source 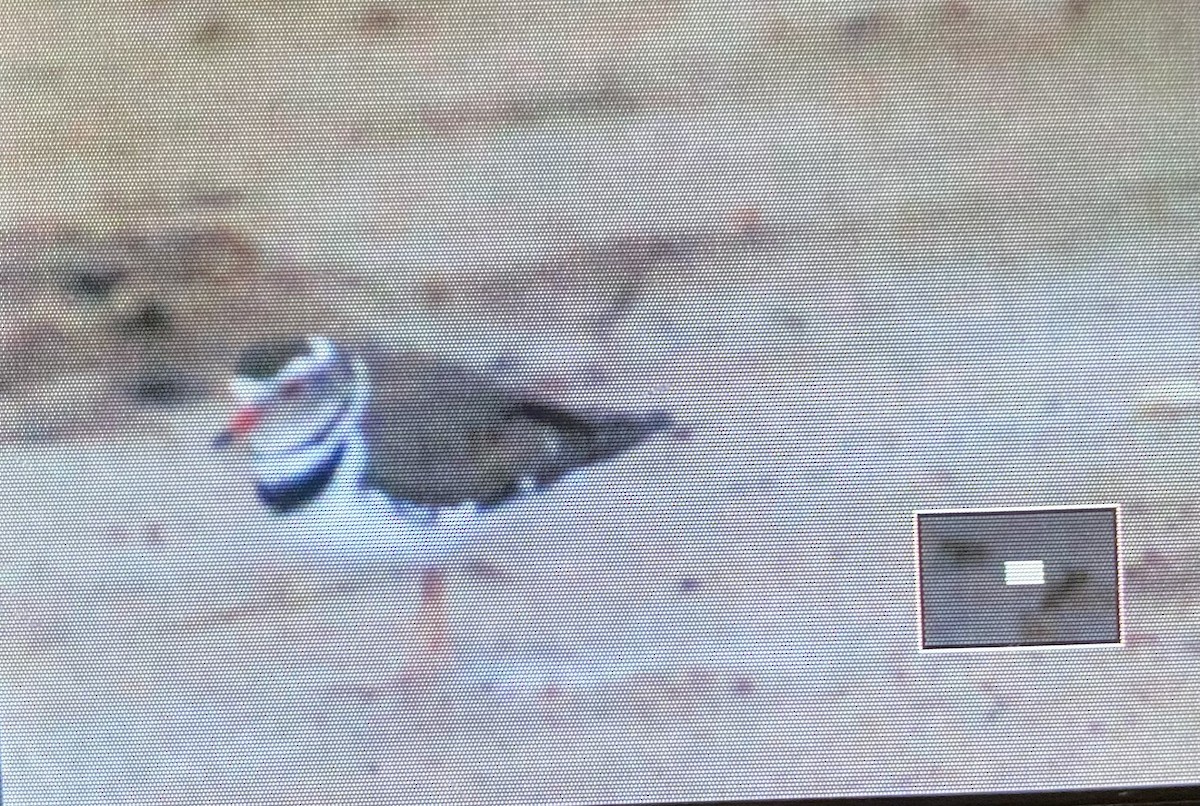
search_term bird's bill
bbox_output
[211,405,265,450]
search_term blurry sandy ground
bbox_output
[2,1,1200,804]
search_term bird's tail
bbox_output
[519,401,673,465]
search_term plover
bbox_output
[213,335,671,681]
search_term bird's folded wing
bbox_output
[358,350,670,508]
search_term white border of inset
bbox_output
[913,503,1124,654]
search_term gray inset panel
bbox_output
[917,507,1121,650]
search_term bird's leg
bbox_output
[417,567,451,657]
[394,567,454,687]
[319,567,457,703]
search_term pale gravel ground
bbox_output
[2,1,1200,804]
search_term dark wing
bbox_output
[358,349,671,508]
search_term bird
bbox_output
[212,334,672,685]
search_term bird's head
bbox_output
[213,335,356,451]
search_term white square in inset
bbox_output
[1004,560,1045,586]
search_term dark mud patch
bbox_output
[0,224,335,442]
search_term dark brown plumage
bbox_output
[356,349,671,508]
